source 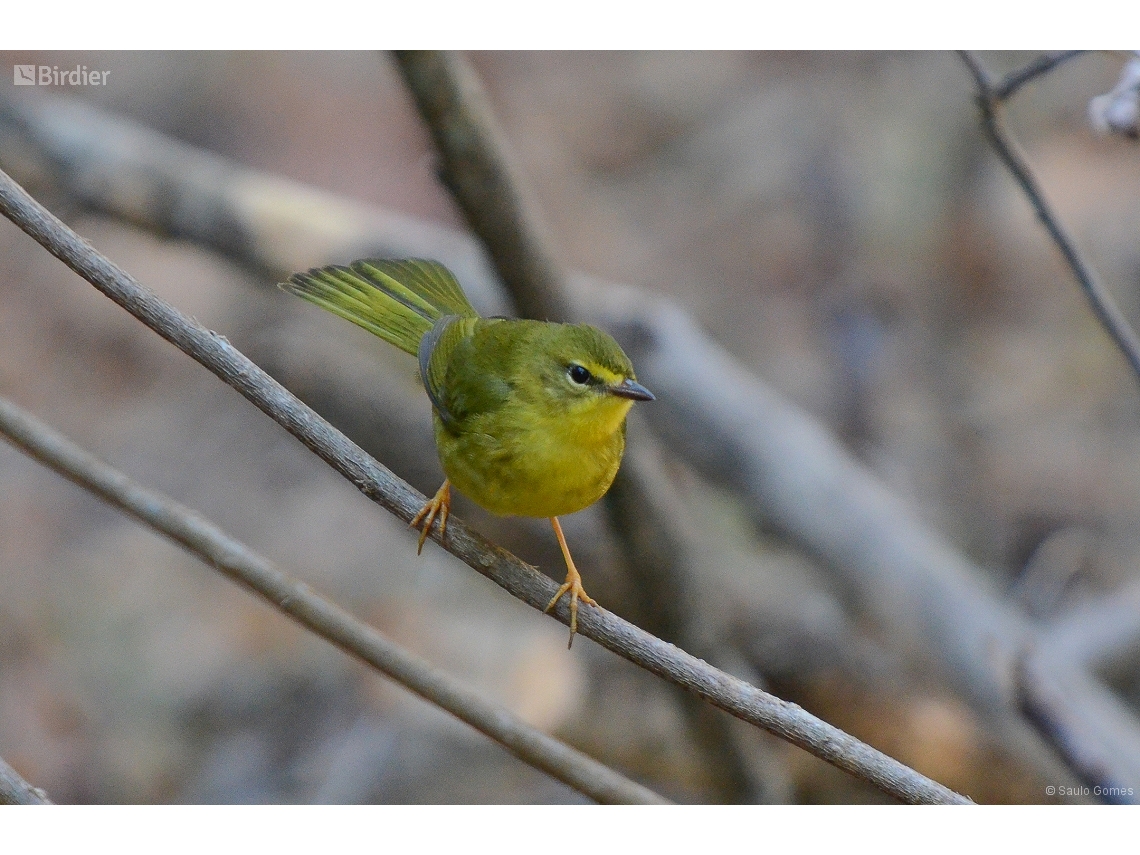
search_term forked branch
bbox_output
[959,51,1140,386]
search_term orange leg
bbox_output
[544,516,597,648]
[410,480,451,554]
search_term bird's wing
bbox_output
[422,317,514,433]
[418,314,477,430]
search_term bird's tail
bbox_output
[281,258,479,356]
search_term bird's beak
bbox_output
[608,378,656,401]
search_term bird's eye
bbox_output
[568,364,592,385]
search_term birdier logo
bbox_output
[12,64,109,86]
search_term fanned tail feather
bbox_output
[282,258,479,356]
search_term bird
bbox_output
[281,258,654,645]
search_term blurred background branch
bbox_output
[393,51,572,323]
[1018,577,1140,801]
[959,52,1140,799]
[991,51,1084,101]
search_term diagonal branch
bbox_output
[1016,578,1140,802]
[0,755,51,805]
[0,395,667,805]
[959,51,1140,387]
[0,166,969,805]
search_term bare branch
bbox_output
[0,756,51,805]
[1017,579,1140,802]
[1017,655,1139,803]
[0,168,969,804]
[0,95,510,314]
[0,395,666,805]
[954,50,1140,800]
[959,51,1140,387]
[991,51,1085,102]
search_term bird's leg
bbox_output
[410,479,451,554]
[544,516,597,648]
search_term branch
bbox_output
[393,51,572,323]
[959,52,1140,798]
[393,49,757,800]
[0,168,969,804]
[1017,579,1140,802]
[991,51,1084,102]
[0,395,665,805]
[959,51,1140,387]
[1017,655,1139,803]
[0,755,51,805]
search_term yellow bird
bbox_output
[282,259,654,645]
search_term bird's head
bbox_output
[533,323,654,439]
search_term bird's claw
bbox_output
[411,480,451,554]
[544,574,597,647]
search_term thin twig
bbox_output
[992,51,1085,102]
[0,167,970,805]
[959,51,1140,387]
[0,396,666,805]
[0,755,51,805]
[393,49,759,800]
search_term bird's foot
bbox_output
[410,480,451,554]
[544,516,597,648]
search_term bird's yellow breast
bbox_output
[434,393,633,519]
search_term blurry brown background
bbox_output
[0,51,1138,803]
